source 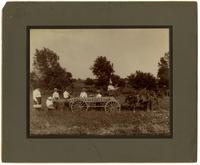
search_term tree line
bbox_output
[30,48,169,91]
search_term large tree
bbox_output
[111,74,121,86]
[31,48,73,89]
[127,70,157,90]
[157,52,169,88]
[90,56,114,87]
[110,74,126,87]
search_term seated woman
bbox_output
[80,88,88,98]
[96,90,102,98]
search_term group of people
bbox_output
[33,87,71,110]
[32,87,105,110]
[79,88,103,98]
[32,81,158,112]
[32,79,120,110]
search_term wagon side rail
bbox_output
[68,97,121,112]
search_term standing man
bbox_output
[33,87,42,109]
[63,88,70,110]
[52,88,60,109]
[52,88,60,100]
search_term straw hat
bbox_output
[48,96,52,100]
[97,89,101,93]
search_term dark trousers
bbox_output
[33,97,41,104]
[64,100,70,110]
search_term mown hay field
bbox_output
[30,93,171,137]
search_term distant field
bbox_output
[29,93,170,137]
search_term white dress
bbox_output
[80,92,87,98]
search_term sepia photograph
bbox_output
[29,28,171,137]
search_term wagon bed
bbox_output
[68,96,121,112]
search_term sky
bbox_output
[30,28,169,79]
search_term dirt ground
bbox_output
[29,94,171,137]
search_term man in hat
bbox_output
[52,88,60,100]
[107,81,118,96]
[33,87,42,109]
[107,82,115,91]
[80,88,87,98]
[46,96,54,110]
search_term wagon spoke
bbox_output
[105,101,120,112]
[71,101,88,111]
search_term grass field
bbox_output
[30,94,170,137]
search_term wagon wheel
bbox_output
[105,101,120,112]
[71,101,88,112]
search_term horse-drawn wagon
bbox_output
[68,96,121,112]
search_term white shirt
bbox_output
[63,91,70,99]
[33,89,41,102]
[52,92,60,99]
[96,94,102,98]
[108,85,115,91]
[46,99,53,107]
[80,92,87,98]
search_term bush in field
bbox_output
[31,48,73,90]
[84,78,95,86]
[127,70,157,90]
[118,78,126,88]
[90,56,114,88]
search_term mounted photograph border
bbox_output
[27,25,173,139]
[2,2,197,162]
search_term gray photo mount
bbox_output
[2,2,197,162]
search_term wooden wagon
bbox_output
[68,97,121,112]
